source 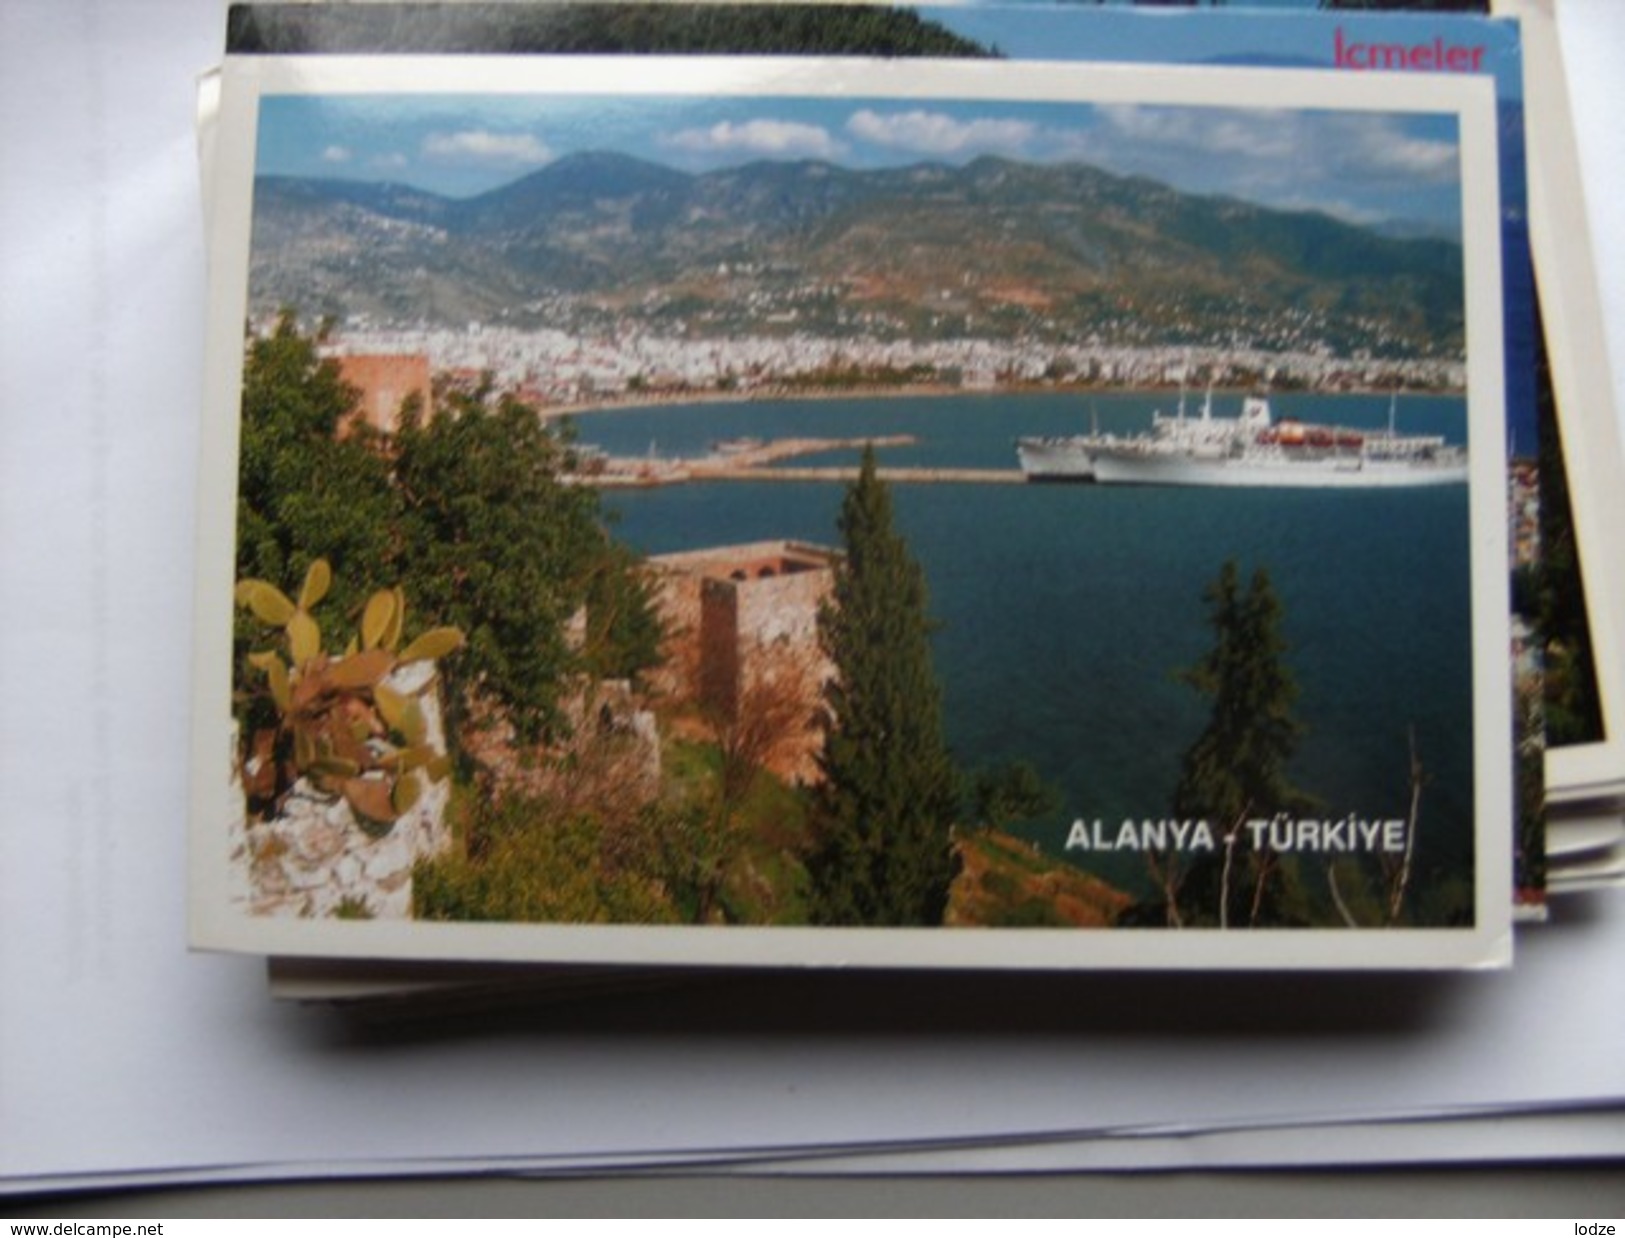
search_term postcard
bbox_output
[191,52,1512,968]
[1495,0,1625,808]
[222,0,1568,924]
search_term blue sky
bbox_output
[258,92,1464,236]
[933,5,1521,103]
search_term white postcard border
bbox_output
[192,53,1512,969]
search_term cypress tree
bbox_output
[808,446,960,926]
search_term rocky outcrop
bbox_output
[228,663,452,920]
[461,678,661,814]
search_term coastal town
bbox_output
[303,317,1467,415]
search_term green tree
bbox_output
[807,446,960,926]
[236,311,397,621]
[233,313,401,759]
[970,760,1061,832]
[392,385,660,747]
[236,317,662,763]
[228,3,996,58]
[413,794,679,926]
[578,537,665,684]
[1173,563,1302,824]
[1163,560,1312,927]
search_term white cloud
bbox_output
[370,153,410,171]
[846,108,1036,157]
[1094,106,1457,188]
[1097,105,1312,165]
[1026,104,1461,234]
[1334,117,1458,182]
[320,145,352,164]
[422,130,551,165]
[662,119,842,160]
[1263,195,1390,228]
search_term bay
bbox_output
[584,391,1476,909]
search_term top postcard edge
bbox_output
[221,51,1498,116]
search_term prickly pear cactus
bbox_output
[235,559,463,834]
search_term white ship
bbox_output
[1021,392,1467,489]
[1015,433,1102,480]
[1015,403,1115,481]
[1015,387,1238,482]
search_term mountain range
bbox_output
[249,151,1465,358]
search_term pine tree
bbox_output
[808,446,960,926]
[1165,560,1311,927]
[1173,562,1302,826]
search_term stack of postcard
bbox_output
[187,0,1625,996]
[1499,0,1625,898]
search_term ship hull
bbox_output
[1017,437,1097,481]
[1090,449,1467,488]
[1017,394,1466,488]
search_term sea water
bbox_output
[581,391,1476,902]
